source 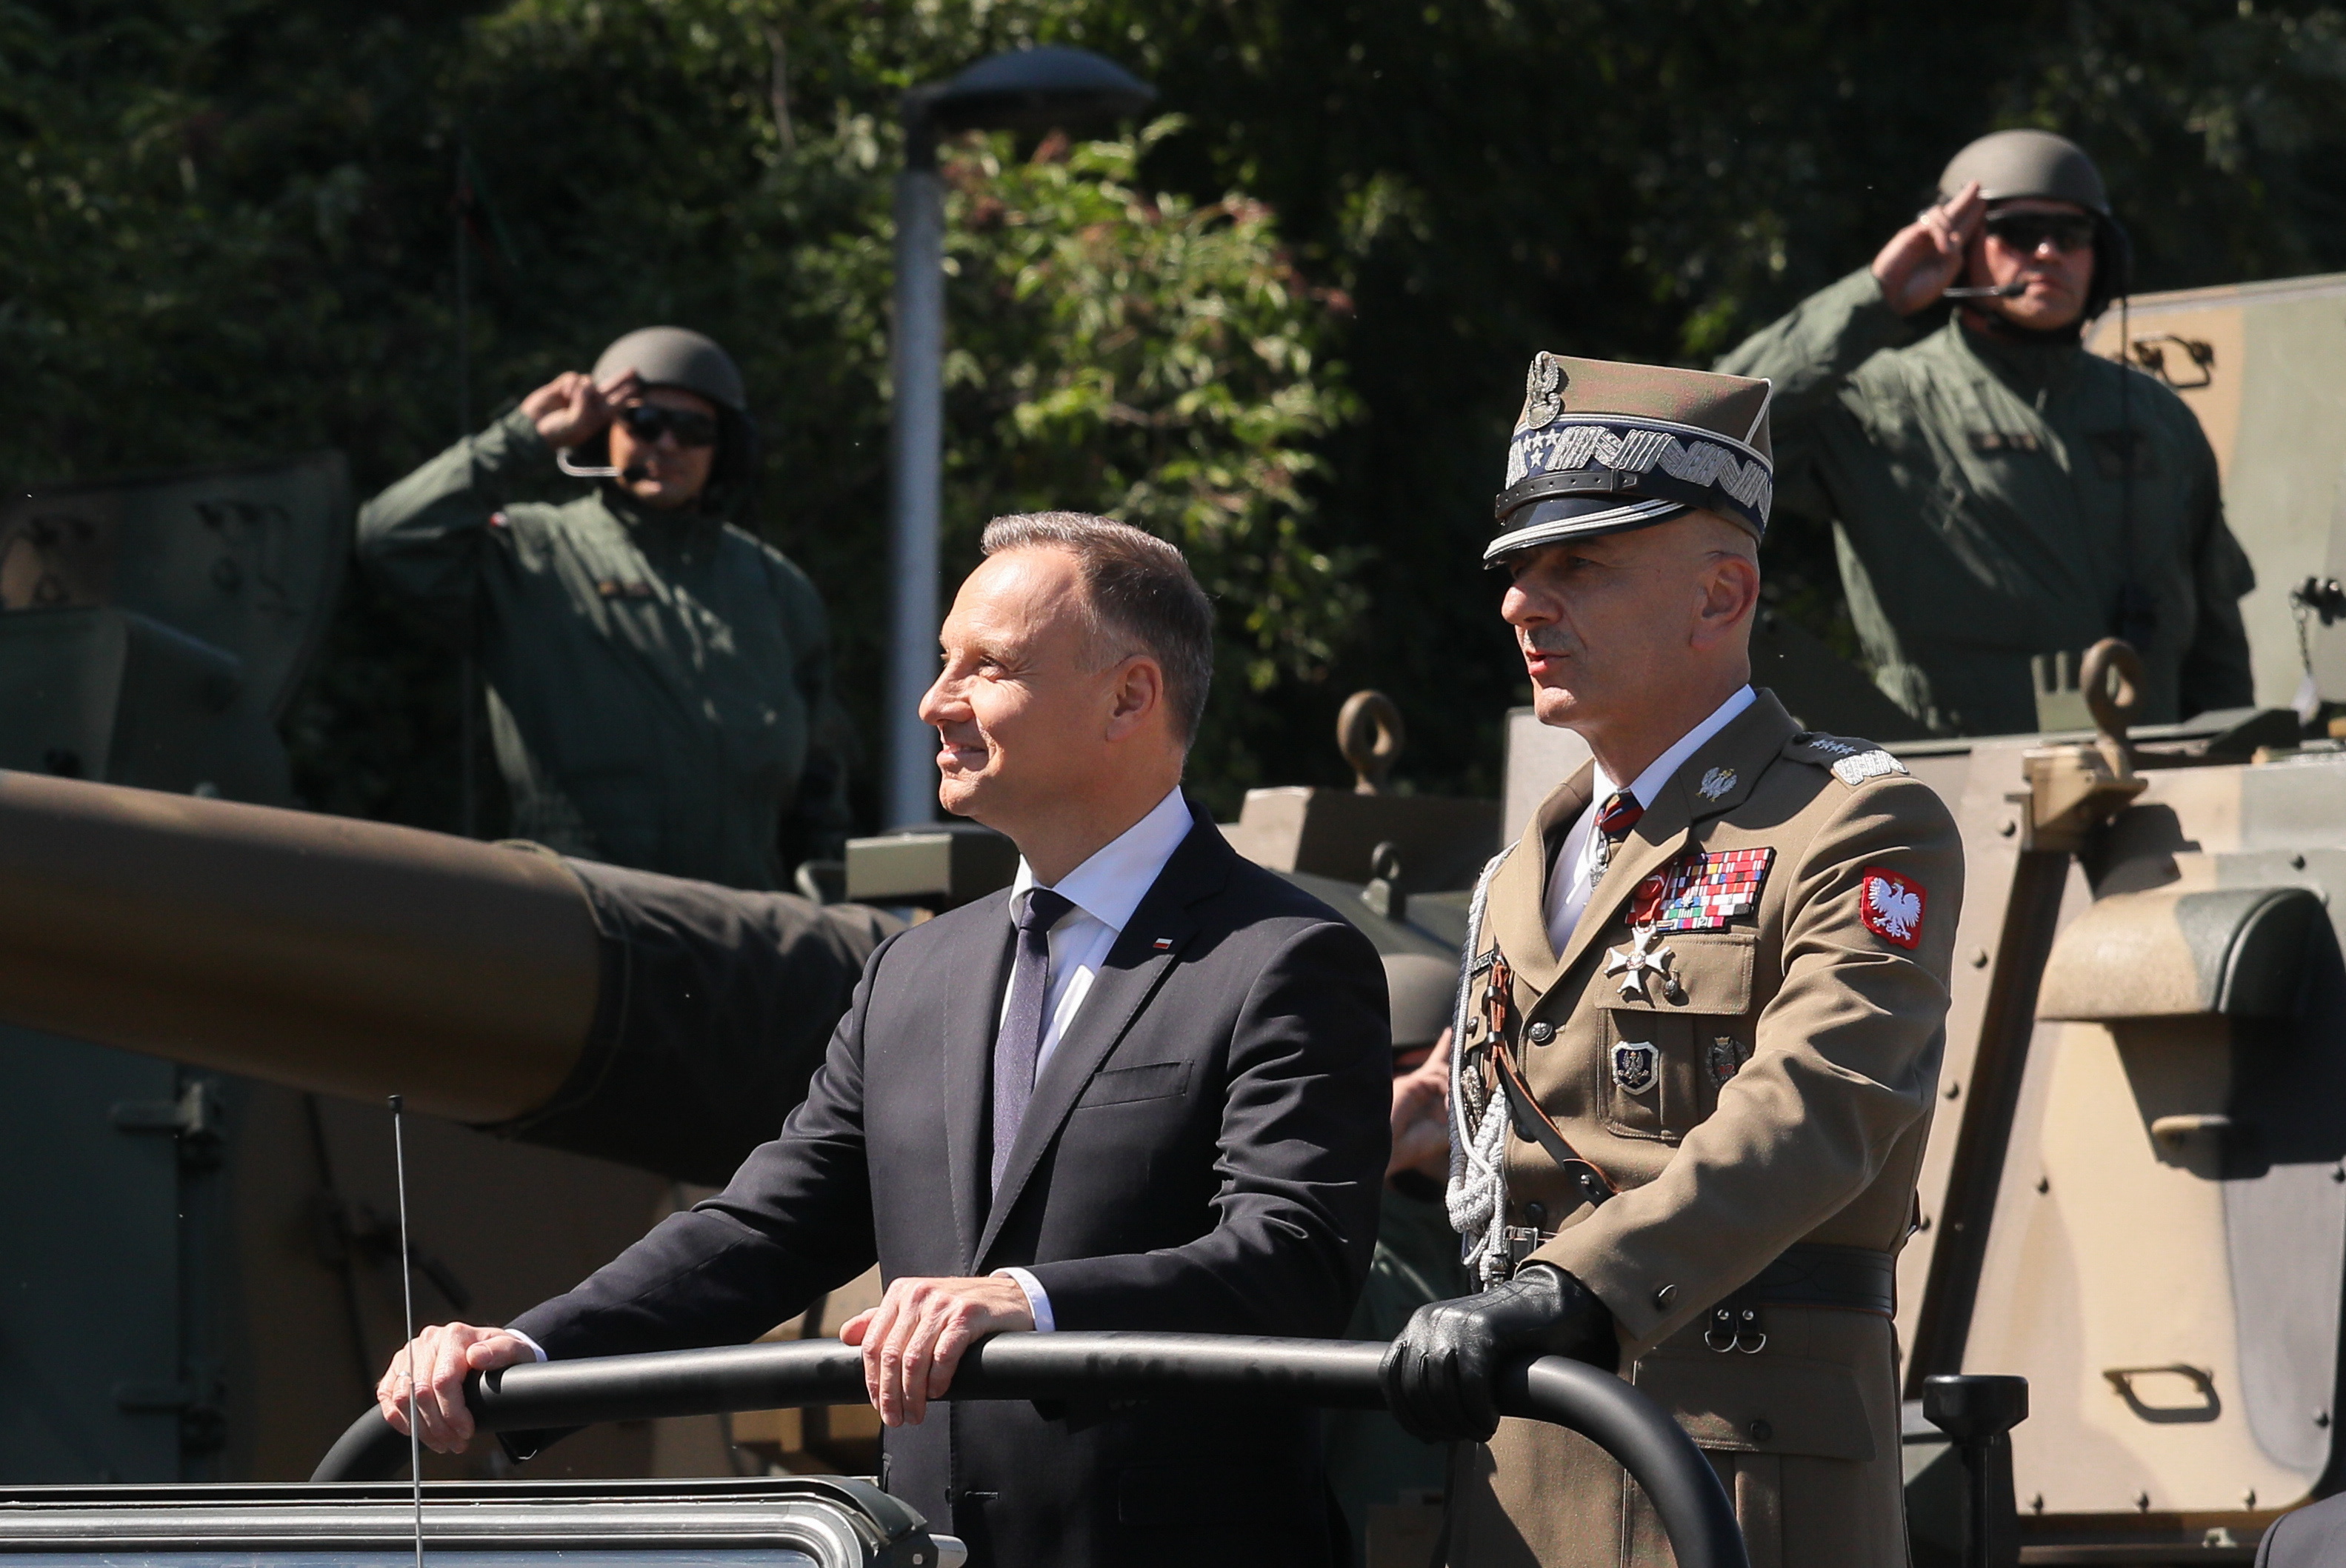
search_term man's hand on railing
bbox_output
[840,1275,1035,1427]
[377,1322,539,1454]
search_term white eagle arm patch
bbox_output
[1859,867,1926,948]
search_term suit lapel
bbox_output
[1487,764,1593,992]
[942,899,1017,1272]
[974,801,1228,1265]
[1553,691,1799,984]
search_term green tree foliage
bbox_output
[6,0,2346,824]
[1102,0,2346,790]
[441,0,1361,809]
[939,124,1364,785]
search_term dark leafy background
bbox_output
[7,0,2345,832]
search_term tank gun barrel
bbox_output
[0,770,599,1124]
[0,772,894,1181]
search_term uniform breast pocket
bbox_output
[1601,931,1755,1142]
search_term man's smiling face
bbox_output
[918,547,1121,828]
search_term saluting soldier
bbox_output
[1382,355,1964,1567]
[1716,130,2254,735]
[359,327,850,891]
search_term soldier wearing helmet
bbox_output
[1718,129,2256,735]
[358,327,850,890]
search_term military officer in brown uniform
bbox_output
[1382,354,1963,1567]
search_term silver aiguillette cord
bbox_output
[391,1094,423,1568]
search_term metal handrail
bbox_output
[315,1332,1747,1568]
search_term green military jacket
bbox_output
[1717,267,2256,735]
[357,409,849,891]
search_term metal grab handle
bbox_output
[313,1332,1748,1568]
[2101,1363,2220,1424]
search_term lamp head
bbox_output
[913,46,1156,140]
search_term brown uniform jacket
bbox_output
[1447,690,1961,1568]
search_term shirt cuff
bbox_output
[505,1328,550,1363]
[991,1267,1056,1332]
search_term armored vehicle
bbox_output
[5,270,2346,1566]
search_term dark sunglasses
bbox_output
[618,403,720,448]
[1984,212,2096,256]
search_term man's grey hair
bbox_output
[980,512,1215,744]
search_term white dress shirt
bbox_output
[508,787,1196,1364]
[1543,686,1756,954]
[998,784,1196,1081]
[991,784,1196,1331]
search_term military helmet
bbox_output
[1938,129,2110,216]
[1383,953,1461,1052]
[592,326,748,414]
[582,327,760,516]
[1936,129,2132,318]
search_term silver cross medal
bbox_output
[1605,925,1676,1003]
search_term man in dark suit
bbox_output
[379,511,1393,1568]
[2253,1493,2346,1567]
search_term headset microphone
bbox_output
[1942,281,2027,301]
[554,450,656,483]
[556,450,622,479]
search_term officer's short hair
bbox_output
[980,512,1215,745]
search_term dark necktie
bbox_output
[1593,790,1643,873]
[992,887,1076,1195]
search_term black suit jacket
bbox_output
[2256,1491,2346,1567]
[510,799,1392,1568]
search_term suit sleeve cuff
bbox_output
[991,1267,1056,1332]
[505,1328,550,1363]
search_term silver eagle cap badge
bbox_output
[1521,353,1567,430]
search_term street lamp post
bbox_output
[884,98,948,834]
[882,47,1156,830]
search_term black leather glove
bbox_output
[1379,1264,1617,1442]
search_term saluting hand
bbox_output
[1870,180,1985,316]
[842,1275,1036,1429]
[376,1321,539,1454]
[521,369,641,450]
